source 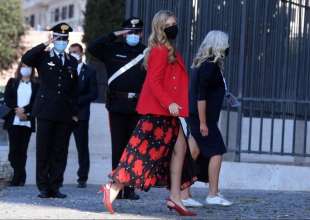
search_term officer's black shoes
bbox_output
[124,190,140,200]
[124,187,140,200]
[77,181,87,188]
[9,181,25,187]
[50,190,67,199]
[116,188,140,200]
[38,190,50,198]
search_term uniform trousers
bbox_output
[109,112,139,195]
[36,119,72,192]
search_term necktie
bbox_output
[59,53,64,65]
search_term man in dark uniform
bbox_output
[88,17,146,200]
[69,43,98,188]
[22,23,79,199]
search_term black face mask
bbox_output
[225,47,230,56]
[164,25,178,40]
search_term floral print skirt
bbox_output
[109,114,197,192]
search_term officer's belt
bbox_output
[110,91,139,99]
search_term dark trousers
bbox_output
[36,119,72,192]
[109,112,139,194]
[72,120,90,183]
[8,126,32,184]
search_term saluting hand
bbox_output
[200,122,209,137]
[168,103,182,117]
[114,30,131,36]
[44,34,60,46]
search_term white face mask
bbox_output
[70,53,81,61]
[20,67,32,77]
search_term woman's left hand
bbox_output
[15,107,24,114]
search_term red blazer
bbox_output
[136,45,189,117]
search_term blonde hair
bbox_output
[192,30,229,69]
[143,10,176,68]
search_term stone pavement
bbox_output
[1,185,310,219]
[1,104,310,219]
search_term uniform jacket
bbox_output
[3,78,39,132]
[22,43,79,123]
[88,32,146,114]
[76,63,98,121]
[136,45,189,117]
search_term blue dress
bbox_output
[186,60,227,181]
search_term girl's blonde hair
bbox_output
[143,10,177,68]
[192,30,229,69]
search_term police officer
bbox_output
[22,23,79,199]
[69,43,98,188]
[88,17,146,200]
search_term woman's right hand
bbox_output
[168,103,182,116]
[200,122,208,136]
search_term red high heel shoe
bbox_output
[166,197,197,216]
[98,183,114,214]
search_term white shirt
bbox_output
[77,63,84,75]
[13,81,32,128]
[53,49,65,65]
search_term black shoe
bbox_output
[50,190,67,199]
[77,182,87,188]
[124,189,140,200]
[38,190,50,198]
[9,181,25,187]
[8,181,19,187]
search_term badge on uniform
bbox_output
[47,61,55,66]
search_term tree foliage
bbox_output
[83,0,125,47]
[0,0,24,72]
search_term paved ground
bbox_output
[1,104,310,219]
[1,185,310,219]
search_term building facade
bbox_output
[23,0,87,31]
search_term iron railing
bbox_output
[125,0,310,161]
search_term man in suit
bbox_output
[69,43,98,188]
[22,23,79,199]
[88,17,146,200]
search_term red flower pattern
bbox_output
[129,135,141,147]
[149,146,166,161]
[132,159,143,176]
[141,121,153,133]
[118,168,130,183]
[120,149,128,162]
[154,127,164,140]
[127,154,134,164]
[109,116,195,192]
[164,128,173,144]
[138,140,148,155]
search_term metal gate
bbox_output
[125,0,310,162]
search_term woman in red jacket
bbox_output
[99,10,196,216]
